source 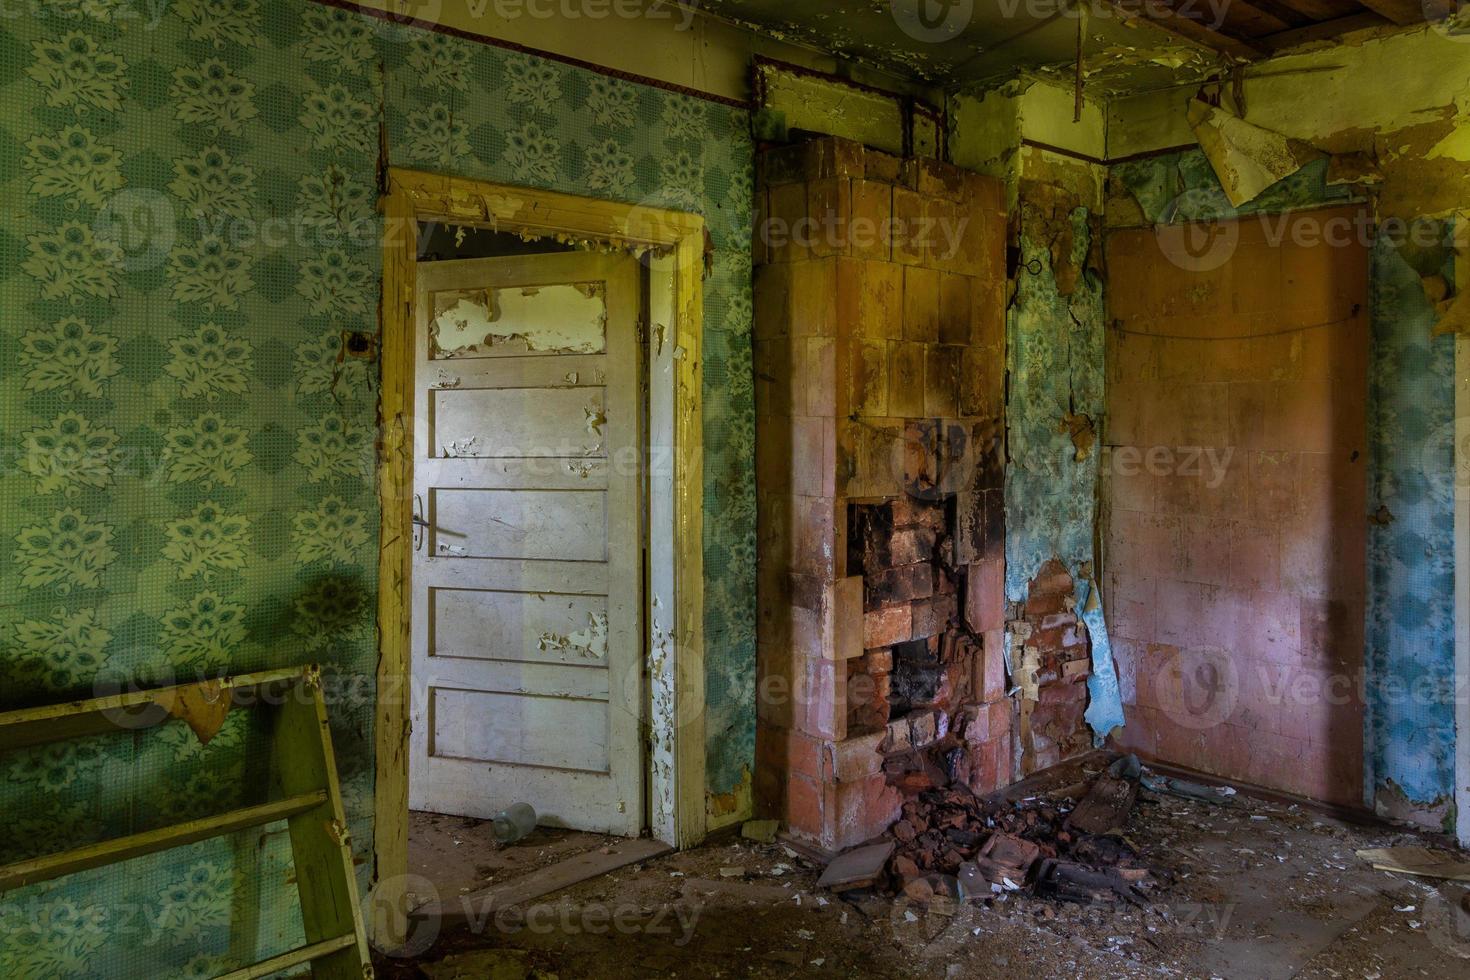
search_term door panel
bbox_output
[430,386,606,458]
[410,251,643,835]
[430,488,607,561]
[431,689,611,771]
[430,589,610,666]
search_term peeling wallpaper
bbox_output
[1004,204,1104,602]
[1110,149,1353,226]
[0,2,754,976]
[1366,235,1457,813]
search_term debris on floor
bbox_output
[1356,845,1470,881]
[815,841,894,892]
[1140,771,1238,805]
[866,753,1159,907]
[388,755,1470,979]
[419,948,557,980]
[1066,772,1138,834]
[970,833,1040,889]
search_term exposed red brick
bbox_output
[965,559,1006,634]
[863,604,912,649]
[831,730,887,782]
[890,527,937,565]
[786,773,825,838]
[981,632,1007,703]
[911,594,958,639]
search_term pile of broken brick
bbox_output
[819,755,1201,908]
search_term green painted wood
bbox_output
[0,792,326,892]
[1,666,372,977]
[210,934,357,980]
[272,680,373,979]
[0,668,302,750]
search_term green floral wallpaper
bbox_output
[0,2,755,976]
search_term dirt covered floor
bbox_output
[379,765,1470,979]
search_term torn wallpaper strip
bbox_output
[1076,575,1124,744]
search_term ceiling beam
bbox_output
[1217,0,1298,36]
[1101,0,1270,59]
[1356,0,1437,23]
[1267,0,1369,19]
[1260,10,1391,49]
[1236,0,1316,26]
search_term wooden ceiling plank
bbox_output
[1238,0,1317,26]
[1102,0,1269,59]
[1354,0,1428,24]
[1216,0,1299,37]
[1268,0,1368,19]
[1261,10,1392,49]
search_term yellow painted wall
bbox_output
[951,77,1107,210]
[351,0,925,105]
[1107,25,1470,218]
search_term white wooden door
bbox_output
[409,251,643,836]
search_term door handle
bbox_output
[412,494,427,551]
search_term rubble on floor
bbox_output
[389,757,1470,979]
[874,753,1163,908]
[1356,845,1470,882]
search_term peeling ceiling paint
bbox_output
[702,0,1210,92]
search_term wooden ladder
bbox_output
[0,666,373,979]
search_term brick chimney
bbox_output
[753,137,1012,852]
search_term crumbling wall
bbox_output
[1007,186,1104,600]
[951,80,1123,776]
[1108,150,1458,821]
[1107,25,1470,223]
[1005,180,1120,776]
[1109,151,1355,227]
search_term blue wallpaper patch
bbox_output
[1365,234,1457,808]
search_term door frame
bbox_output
[372,168,707,942]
